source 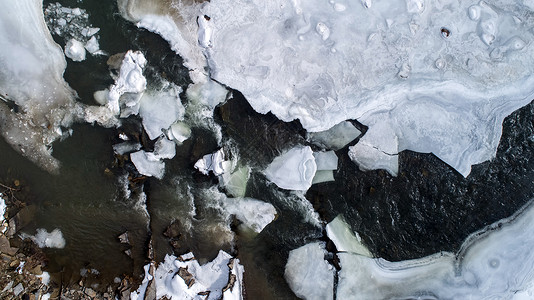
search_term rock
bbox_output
[85,287,97,298]
[0,235,18,256]
[163,221,182,239]
[13,283,23,296]
[117,232,130,244]
[9,259,20,268]
[31,265,42,276]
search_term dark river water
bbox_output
[1,0,534,299]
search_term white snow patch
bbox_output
[132,251,244,300]
[25,228,66,249]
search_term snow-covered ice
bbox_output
[130,150,166,179]
[107,51,147,115]
[139,84,185,140]
[167,121,191,145]
[290,200,534,299]
[195,148,229,176]
[264,146,317,191]
[223,197,276,233]
[198,0,534,177]
[284,242,334,300]
[132,251,244,300]
[64,38,86,61]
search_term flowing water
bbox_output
[2,0,534,299]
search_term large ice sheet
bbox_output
[0,0,77,173]
[200,0,534,177]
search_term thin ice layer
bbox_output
[0,0,77,173]
[201,0,534,177]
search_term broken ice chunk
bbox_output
[139,85,185,140]
[194,148,229,176]
[307,121,361,150]
[107,51,147,115]
[348,122,399,176]
[223,197,276,233]
[264,146,317,191]
[153,137,176,160]
[130,150,165,179]
[285,242,334,300]
[221,165,250,198]
[112,141,141,155]
[312,170,335,184]
[84,36,101,54]
[135,251,244,299]
[167,122,191,145]
[326,215,372,257]
[64,38,86,61]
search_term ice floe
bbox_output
[139,84,185,140]
[196,0,534,177]
[130,150,166,179]
[284,242,334,300]
[0,0,77,173]
[195,148,229,176]
[223,197,276,233]
[107,51,147,115]
[64,39,86,62]
[307,121,361,151]
[132,251,244,300]
[264,146,317,191]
